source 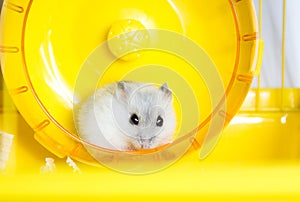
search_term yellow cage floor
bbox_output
[1,110,300,201]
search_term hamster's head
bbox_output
[112,81,177,150]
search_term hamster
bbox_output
[76,81,177,151]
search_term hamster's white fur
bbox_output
[76,81,177,151]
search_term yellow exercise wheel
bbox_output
[0,0,260,173]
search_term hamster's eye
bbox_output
[130,114,139,125]
[156,115,163,127]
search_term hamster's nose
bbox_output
[107,19,150,61]
[138,137,152,149]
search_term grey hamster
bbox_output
[76,81,177,151]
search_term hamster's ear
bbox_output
[160,83,172,99]
[115,81,129,101]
